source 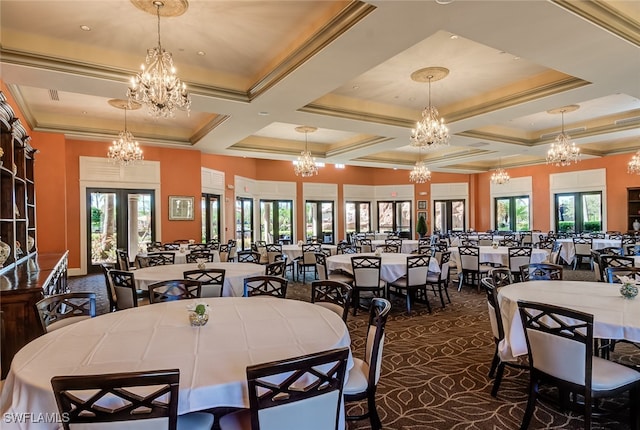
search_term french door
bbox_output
[87,188,155,272]
[495,196,530,232]
[236,197,254,250]
[201,193,221,243]
[306,201,334,243]
[433,199,465,233]
[260,200,293,244]
[345,201,371,235]
[554,192,602,233]
[377,201,411,236]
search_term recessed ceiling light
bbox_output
[80,25,91,31]
[258,111,269,116]
[197,51,206,56]
[393,167,398,170]
[450,34,458,40]
[513,56,520,60]
[435,0,454,4]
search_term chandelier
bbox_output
[491,168,510,185]
[107,99,143,166]
[294,126,319,177]
[410,67,450,150]
[128,0,190,118]
[409,148,431,183]
[546,106,580,167]
[629,150,640,175]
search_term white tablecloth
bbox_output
[0,297,353,430]
[557,238,622,265]
[497,280,640,361]
[326,252,440,284]
[281,244,337,260]
[133,262,265,297]
[137,249,220,265]
[449,246,548,268]
[371,240,419,254]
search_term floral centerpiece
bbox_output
[187,302,210,326]
[616,275,638,299]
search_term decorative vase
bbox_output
[633,219,640,231]
[620,283,638,299]
[0,237,10,267]
[27,235,35,252]
[189,312,209,326]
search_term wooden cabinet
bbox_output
[628,187,640,232]
[1,91,37,270]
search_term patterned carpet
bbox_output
[70,268,640,429]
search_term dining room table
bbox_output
[132,262,264,297]
[281,243,337,260]
[448,245,548,269]
[497,280,640,362]
[326,252,440,284]
[0,297,353,430]
[556,238,623,266]
[370,239,419,254]
[136,248,220,265]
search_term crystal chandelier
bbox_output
[107,100,143,166]
[409,148,431,183]
[410,67,450,150]
[629,150,640,175]
[546,106,580,167]
[294,126,319,177]
[128,0,190,118]
[491,168,510,185]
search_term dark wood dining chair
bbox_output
[183,268,226,297]
[148,279,202,303]
[35,292,96,333]
[311,279,352,322]
[243,275,288,298]
[51,369,214,430]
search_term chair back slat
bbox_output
[148,279,202,303]
[244,275,288,298]
[183,268,225,297]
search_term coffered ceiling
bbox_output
[1,0,639,173]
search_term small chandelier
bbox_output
[629,150,640,175]
[546,105,580,167]
[294,126,319,177]
[107,99,143,166]
[128,0,190,118]
[410,67,450,150]
[491,158,510,185]
[409,148,431,183]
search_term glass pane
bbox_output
[452,200,465,231]
[496,198,510,231]
[321,202,333,243]
[278,201,292,243]
[209,197,219,240]
[397,201,411,231]
[260,201,274,243]
[306,202,318,240]
[514,197,530,231]
[345,202,356,234]
[434,201,445,233]
[90,192,117,265]
[582,193,602,232]
[201,197,207,242]
[242,199,252,249]
[557,195,575,232]
[129,193,152,255]
[359,203,370,232]
[378,202,393,232]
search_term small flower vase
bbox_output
[197,262,206,270]
[189,312,209,326]
[491,242,499,249]
[620,283,638,299]
[374,248,382,257]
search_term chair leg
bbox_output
[406,289,412,314]
[352,289,359,316]
[488,346,500,378]
[491,362,505,398]
[520,379,538,430]
[368,391,382,430]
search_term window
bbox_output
[495,196,530,232]
[555,192,602,233]
[201,193,220,243]
[260,200,293,244]
[235,197,253,250]
[306,201,334,243]
[345,201,370,235]
[377,201,411,237]
[433,200,465,233]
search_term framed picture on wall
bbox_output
[417,211,427,220]
[169,196,194,220]
[417,200,427,210]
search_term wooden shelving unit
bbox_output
[628,187,640,233]
[0,91,37,271]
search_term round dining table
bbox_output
[370,240,419,254]
[326,252,440,284]
[448,246,548,269]
[497,280,640,361]
[281,244,337,260]
[0,297,353,430]
[133,262,265,297]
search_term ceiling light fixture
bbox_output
[107,99,143,166]
[490,157,510,185]
[128,0,190,118]
[546,105,580,167]
[410,67,450,150]
[294,126,319,177]
[628,150,640,175]
[409,147,431,183]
